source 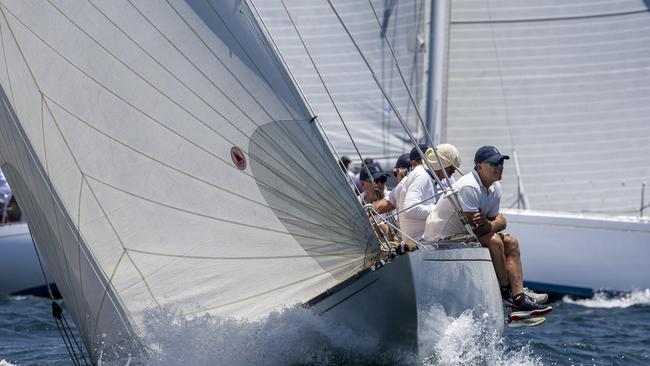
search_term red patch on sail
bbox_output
[230,146,247,170]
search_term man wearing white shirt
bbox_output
[424,145,550,318]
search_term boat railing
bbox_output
[419,237,482,250]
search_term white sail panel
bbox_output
[0,0,378,362]
[446,0,650,214]
[253,0,428,160]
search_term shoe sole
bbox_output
[509,306,553,321]
[508,316,546,328]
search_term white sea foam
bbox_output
[419,306,541,366]
[142,305,393,366]
[563,289,650,308]
[0,360,17,366]
[140,304,542,366]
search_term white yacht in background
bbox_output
[0,221,49,297]
[0,177,56,298]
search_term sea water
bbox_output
[1,290,649,365]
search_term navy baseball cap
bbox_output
[474,145,510,164]
[359,163,388,181]
[394,153,411,169]
[409,144,429,161]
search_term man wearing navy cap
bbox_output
[358,162,390,206]
[392,153,410,184]
[424,145,551,319]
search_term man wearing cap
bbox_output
[357,162,394,243]
[392,153,411,184]
[423,145,551,318]
[373,144,461,246]
[358,162,390,206]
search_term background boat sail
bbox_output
[0,0,503,363]
[252,0,429,160]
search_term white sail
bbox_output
[446,0,650,215]
[252,0,428,160]
[0,0,379,361]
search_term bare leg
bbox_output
[479,233,508,287]
[503,235,524,296]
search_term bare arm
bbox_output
[373,198,395,214]
[464,211,491,238]
[487,213,507,232]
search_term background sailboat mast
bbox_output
[425,0,450,146]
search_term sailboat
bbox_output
[0,0,501,363]
[443,0,650,295]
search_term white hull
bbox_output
[310,247,503,358]
[0,222,54,297]
[505,209,650,294]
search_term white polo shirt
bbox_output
[424,169,501,241]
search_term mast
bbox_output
[425,0,450,145]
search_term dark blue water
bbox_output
[1,291,649,365]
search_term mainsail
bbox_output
[445,0,650,214]
[252,0,428,160]
[0,0,379,361]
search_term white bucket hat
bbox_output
[425,144,461,171]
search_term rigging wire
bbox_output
[29,232,90,366]
[249,0,381,205]
[324,0,475,236]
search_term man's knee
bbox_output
[480,232,503,249]
[502,234,520,256]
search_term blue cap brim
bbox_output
[484,154,510,163]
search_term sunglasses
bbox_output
[488,160,505,167]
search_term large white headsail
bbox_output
[0,0,378,362]
[252,0,428,160]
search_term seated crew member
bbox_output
[357,162,394,243]
[354,158,374,193]
[425,144,461,199]
[358,162,390,206]
[423,145,550,316]
[392,153,410,184]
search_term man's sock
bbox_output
[500,285,511,300]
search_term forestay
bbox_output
[0,0,379,361]
[252,0,428,160]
